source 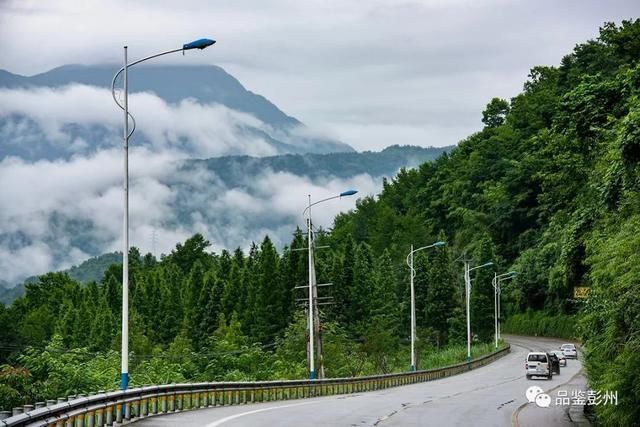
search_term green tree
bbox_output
[482,97,510,128]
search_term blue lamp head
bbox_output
[433,241,446,247]
[339,190,358,197]
[183,38,216,50]
[482,262,494,268]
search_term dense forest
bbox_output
[1,20,639,425]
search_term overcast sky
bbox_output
[1,0,639,282]
[1,0,638,151]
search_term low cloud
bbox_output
[0,84,381,283]
[0,149,379,283]
[0,84,278,158]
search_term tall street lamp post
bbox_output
[493,271,516,347]
[464,260,493,361]
[302,190,358,380]
[406,241,446,371]
[111,38,215,390]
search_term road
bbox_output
[136,335,586,427]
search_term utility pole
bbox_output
[310,247,325,379]
[301,190,357,380]
[406,241,445,371]
[409,245,416,371]
[461,257,493,361]
[494,273,498,349]
[465,260,471,361]
[307,195,315,380]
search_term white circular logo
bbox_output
[535,393,551,408]
[526,386,543,403]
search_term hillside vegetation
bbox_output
[1,20,639,425]
[327,20,640,425]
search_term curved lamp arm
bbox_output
[302,190,358,219]
[111,39,216,139]
[406,241,446,276]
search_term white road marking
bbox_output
[204,401,317,427]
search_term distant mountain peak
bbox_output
[0,64,353,158]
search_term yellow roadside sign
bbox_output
[573,286,589,299]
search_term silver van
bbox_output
[526,352,552,380]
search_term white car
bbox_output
[551,350,567,366]
[526,352,553,380]
[560,343,578,359]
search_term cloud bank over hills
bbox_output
[0,64,448,285]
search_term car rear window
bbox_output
[528,354,548,362]
[562,344,575,349]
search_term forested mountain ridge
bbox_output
[0,253,122,305]
[183,144,451,183]
[327,20,640,425]
[1,20,639,425]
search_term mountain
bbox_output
[0,64,354,159]
[0,145,450,290]
[65,252,122,283]
[1,65,298,128]
[0,252,122,305]
[183,145,450,183]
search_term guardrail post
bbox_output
[163,394,169,413]
[0,411,11,420]
[132,399,140,418]
[105,406,114,426]
[171,394,177,412]
[141,398,148,416]
[117,404,124,424]
[95,408,104,427]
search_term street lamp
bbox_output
[406,241,446,371]
[302,189,358,379]
[464,260,493,361]
[111,38,215,390]
[493,271,516,347]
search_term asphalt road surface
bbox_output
[136,335,586,427]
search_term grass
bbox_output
[418,341,504,371]
[502,311,577,339]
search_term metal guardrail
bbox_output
[1,345,509,427]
